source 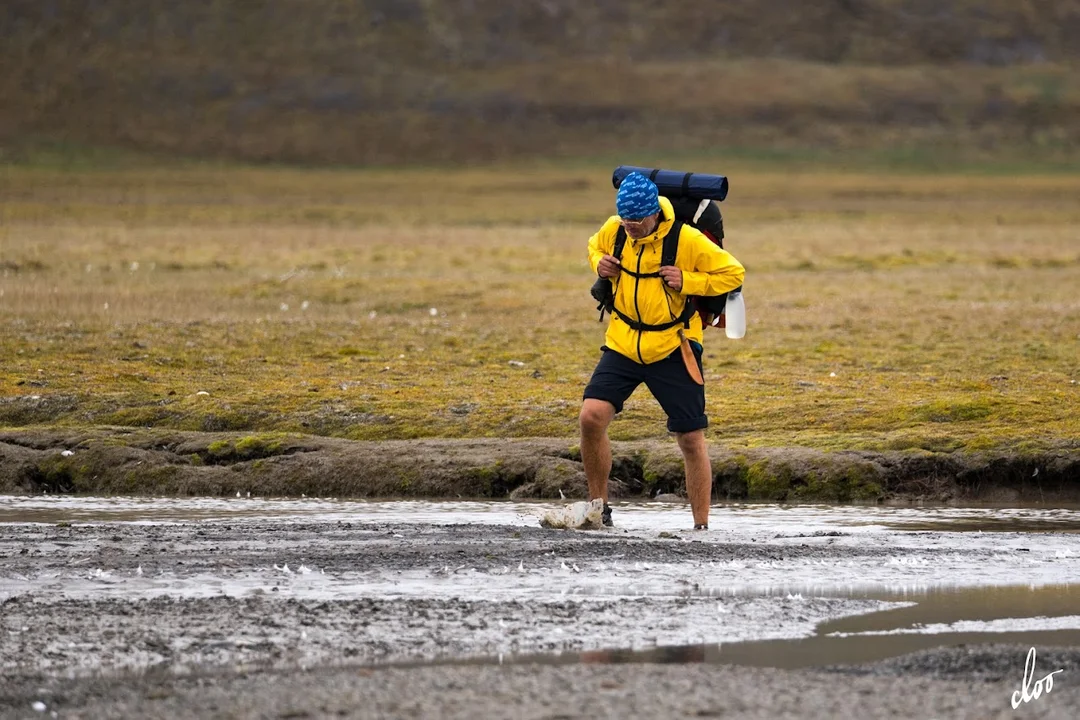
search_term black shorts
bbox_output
[582,343,707,433]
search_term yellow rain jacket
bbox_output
[587,196,745,365]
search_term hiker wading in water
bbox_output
[580,172,745,530]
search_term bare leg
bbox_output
[675,430,712,527]
[579,399,616,502]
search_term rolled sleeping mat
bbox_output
[612,165,729,202]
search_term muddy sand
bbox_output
[2,514,1079,718]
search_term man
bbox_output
[580,172,745,530]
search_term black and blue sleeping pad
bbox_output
[612,165,729,202]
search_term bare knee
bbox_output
[675,430,707,456]
[579,400,615,436]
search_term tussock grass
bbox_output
[1,160,1078,456]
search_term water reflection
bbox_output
[580,645,707,664]
[822,583,1080,634]
[4,496,1080,535]
[425,583,1080,671]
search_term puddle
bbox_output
[415,584,1080,670]
[484,628,1080,670]
[4,496,1080,533]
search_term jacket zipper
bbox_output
[634,244,645,363]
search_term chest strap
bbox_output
[610,221,692,331]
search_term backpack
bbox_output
[591,192,737,330]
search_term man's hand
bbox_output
[659,265,682,291]
[597,254,621,279]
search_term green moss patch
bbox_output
[200,434,291,464]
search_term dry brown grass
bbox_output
[1,160,1078,455]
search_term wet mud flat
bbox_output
[2,504,1080,718]
[5,649,1080,720]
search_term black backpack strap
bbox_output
[593,225,630,322]
[612,306,693,333]
[612,308,674,332]
[613,222,669,278]
[613,224,660,279]
[607,219,693,332]
[661,221,682,267]
[661,221,694,329]
[613,225,627,260]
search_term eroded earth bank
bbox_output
[2,428,1079,504]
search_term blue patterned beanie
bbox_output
[615,172,660,220]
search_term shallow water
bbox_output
[3,495,1079,671]
[361,582,1080,672]
[4,497,1080,601]
[4,495,1080,532]
[426,584,1080,670]
[4,496,1080,601]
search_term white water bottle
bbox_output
[724,290,746,339]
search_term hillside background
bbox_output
[2,0,1079,165]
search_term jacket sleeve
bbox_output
[678,227,745,297]
[587,217,622,275]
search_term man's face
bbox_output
[620,213,659,240]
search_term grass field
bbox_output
[1,154,1078,457]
